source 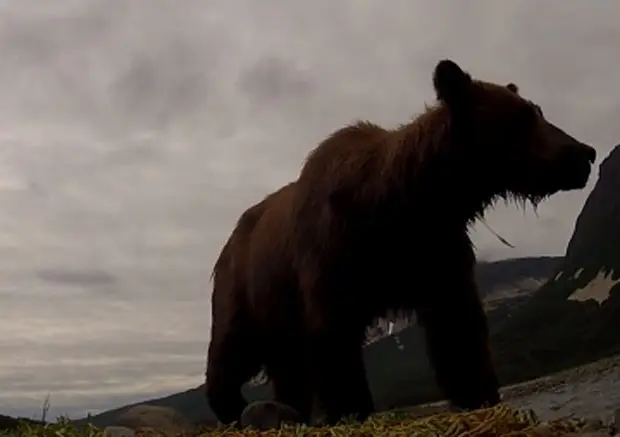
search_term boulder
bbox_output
[103,425,135,437]
[239,401,301,430]
[113,404,195,436]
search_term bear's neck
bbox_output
[390,117,501,230]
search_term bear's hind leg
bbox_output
[265,345,313,424]
[309,330,374,425]
[205,323,261,425]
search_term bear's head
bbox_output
[433,59,596,204]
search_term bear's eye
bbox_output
[532,104,543,117]
[525,100,544,118]
[513,105,537,129]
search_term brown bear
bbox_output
[205,59,596,426]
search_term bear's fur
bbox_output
[205,59,596,426]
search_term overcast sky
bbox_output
[1,0,620,421]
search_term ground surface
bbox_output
[4,357,620,436]
[396,354,620,426]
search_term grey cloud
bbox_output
[1,0,620,420]
[236,55,316,107]
[110,40,216,131]
[100,138,165,167]
[35,269,118,288]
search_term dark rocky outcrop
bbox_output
[240,401,301,430]
[112,404,195,435]
[490,144,620,386]
[562,145,620,273]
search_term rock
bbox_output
[104,426,136,437]
[114,404,195,436]
[564,433,612,437]
[615,407,620,429]
[582,418,606,432]
[531,424,612,437]
[529,423,557,437]
[239,400,302,430]
[528,421,613,437]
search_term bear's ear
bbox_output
[432,59,472,107]
[506,83,519,94]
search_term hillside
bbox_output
[78,255,560,427]
[0,414,43,431]
[489,144,620,386]
[475,257,558,297]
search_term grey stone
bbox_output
[240,400,302,430]
[104,426,135,437]
[532,424,612,437]
[533,418,611,437]
[529,423,556,437]
[114,404,195,436]
[582,418,606,432]
[572,433,612,437]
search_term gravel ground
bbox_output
[503,355,620,424]
[397,355,620,427]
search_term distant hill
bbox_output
[0,414,43,431]
[475,257,558,298]
[77,255,560,427]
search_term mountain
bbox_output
[77,255,560,427]
[489,144,620,386]
[475,257,560,298]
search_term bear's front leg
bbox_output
[266,345,314,424]
[416,277,500,411]
[307,328,375,425]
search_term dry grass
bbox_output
[2,404,598,437]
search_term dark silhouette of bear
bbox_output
[205,59,596,427]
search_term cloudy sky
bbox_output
[1,0,620,421]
